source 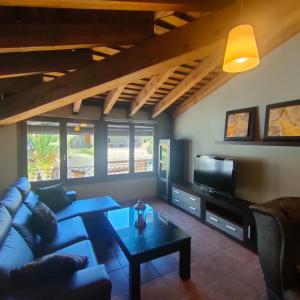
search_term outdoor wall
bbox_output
[174,33,300,204]
[0,107,173,203]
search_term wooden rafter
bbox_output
[173,1,300,118]
[0,3,239,125]
[73,100,83,114]
[103,86,126,115]
[0,0,299,125]
[0,0,234,12]
[173,73,233,117]
[0,50,92,78]
[129,68,175,117]
[0,13,153,53]
[152,53,222,117]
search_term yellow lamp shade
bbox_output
[223,24,260,73]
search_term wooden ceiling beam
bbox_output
[0,0,299,125]
[103,86,126,115]
[173,2,300,118]
[73,100,83,114]
[129,68,175,117]
[0,14,153,53]
[0,0,234,12]
[152,53,222,117]
[0,50,93,77]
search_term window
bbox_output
[134,126,154,173]
[27,121,60,182]
[67,123,94,179]
[22,118,156,184]
[107,124,130,175]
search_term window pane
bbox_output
[107,124,130,175]
[67,123,95,179]
[27,121,60,182]
[134,126,154,173]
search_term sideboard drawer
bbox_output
[172,187,201,218]
[206,211,224,231]
[206,211,244,241]
[185,203,201,217]
[171,196,185,210]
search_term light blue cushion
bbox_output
[55,196,120,221]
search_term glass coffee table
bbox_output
[105,205,191,300]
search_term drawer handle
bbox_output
[174,190,179,194]
[226,225,237,232]
[174,198,180,202]
[189,206,196,211]
[209,216,219,223]
[189,197,196,201]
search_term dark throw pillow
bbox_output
[31,202,57,242]
[11,254,88,289]
[35,184,71,212]
[280,197,300,223]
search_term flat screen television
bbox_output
[194,155,236,198]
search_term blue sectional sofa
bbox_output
[0,177,121,300]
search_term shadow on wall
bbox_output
[235,158,279,203]
[184,139,192,181]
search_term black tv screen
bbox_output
[194,155,236,197]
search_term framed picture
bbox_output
[224,107,257,141]
[264,99,300,141]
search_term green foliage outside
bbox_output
[27,134,60,181]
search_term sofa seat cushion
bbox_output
[12,204,36,249]
[53,240,98,268]
[55,196,120,221]
[36,216,89,256]
[0,228,34,295]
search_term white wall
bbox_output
[174,34,300,204]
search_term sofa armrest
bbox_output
[5,265,111,300]
[66,191,77,202]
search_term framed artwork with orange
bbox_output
[224,107,257,141]
[264,99,300,141]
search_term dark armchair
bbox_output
[250,197,300,300]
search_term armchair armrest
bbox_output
[66,191,77,202]
[5,265,111,300]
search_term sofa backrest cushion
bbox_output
[23,191,39,211]
[12,204,36,250]
[0,188,22,217]
[35,184,71,212]
[14,177,31,200]
[0,227,34,295]
[0,207,12,248]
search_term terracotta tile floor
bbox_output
[97,199,266,300]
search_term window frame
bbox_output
[19,116,157,188]
[105,121,157,179]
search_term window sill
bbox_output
[31,172,157,189]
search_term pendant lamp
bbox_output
[223,1,260,73]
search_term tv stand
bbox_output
[170,182,256,251]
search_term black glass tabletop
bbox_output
[105,204,190,257]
